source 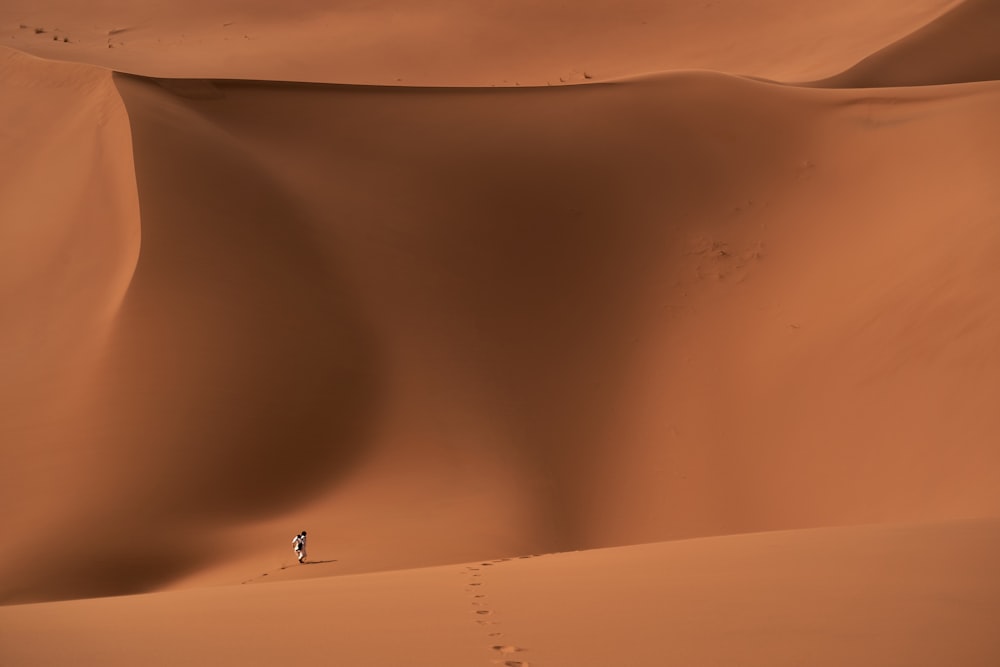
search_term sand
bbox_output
[4,521,1000,665]
[2,0,999,664]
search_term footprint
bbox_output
[491,645,524,654]
[476,610,493,615]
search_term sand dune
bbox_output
[0,49,141,601]
[2,0,955,85]
[819,0,1000,87]
[3,520,999,666]
[2,0,1000,663]
[5,60,1000,602]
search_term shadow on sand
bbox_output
[277,559,338,570]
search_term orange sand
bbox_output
[2,0,999,665]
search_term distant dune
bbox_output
[818,0,1000,87]
[1,0,999,665]
[1,0,954,85]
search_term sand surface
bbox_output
[2,0,999,664]
[4,520,1000,666]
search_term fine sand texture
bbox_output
[2,0,1000,665]
[3,520,999,666]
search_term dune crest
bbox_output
[1,0,953,85]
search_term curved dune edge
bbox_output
[0,47,141,313]
[0,46,142,599]
[817,0,1000,88]
[2,519,999,666]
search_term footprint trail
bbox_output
[461,558,536,666]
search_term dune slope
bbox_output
[1,0,954,85]
[5,60,1000,604]
[0,9,999,662]
[3,520,999,666]
[0,48,141,600]
[819,0,1000,88]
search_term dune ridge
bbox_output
[1,0,956,85]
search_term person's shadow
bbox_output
[302,559,337,565]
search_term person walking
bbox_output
[292,531,308,564]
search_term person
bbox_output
[292,531,308,564]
